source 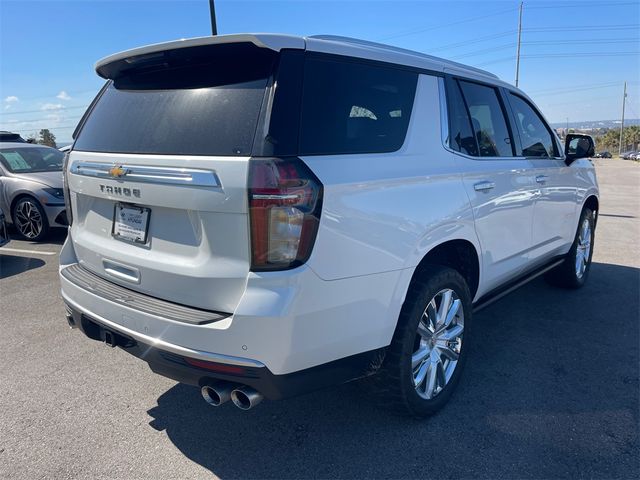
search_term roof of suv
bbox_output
[95,33,506,86]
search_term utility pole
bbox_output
[209,0,217,36]
[515,2,523,87]
[618,81,627,156]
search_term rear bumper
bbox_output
[59,232,405,397]
[64,301,383,400]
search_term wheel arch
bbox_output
[583,194,599,225]
[410,239,480,301]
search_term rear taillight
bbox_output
[62,152,73,225]
[248,157,323,271]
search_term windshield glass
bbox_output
[0,147,63,173]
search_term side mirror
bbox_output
[565,134,595,164]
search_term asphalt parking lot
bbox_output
[1,159,638,479]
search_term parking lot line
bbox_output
[1,247,57,256]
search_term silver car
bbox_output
[0,207,9,247]
[0,142,67,240]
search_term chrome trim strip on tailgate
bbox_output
[61,263,229,325]
[70,161,221,187]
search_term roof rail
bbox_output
[308,35,499,79]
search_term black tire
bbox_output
[545,207,595,289]
[12,196,50,242]
[372,266,473,417]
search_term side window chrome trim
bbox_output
[438,77,450,149]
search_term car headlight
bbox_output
[43,187,65,199]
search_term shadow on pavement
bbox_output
[5,225,67,245]
[147,262,639,479]
[0,254,46,279]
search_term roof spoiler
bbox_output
[95,34,305,79]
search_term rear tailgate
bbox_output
[67,41,280,313]
[67,151,250,312]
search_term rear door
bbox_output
[445,77,537,293]
[67,42,278,313]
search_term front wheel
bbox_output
[12,197,50,241]
[545,207,595,289]
[373,266,473,417]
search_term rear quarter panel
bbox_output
[302,74,479,284]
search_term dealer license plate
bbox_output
[112,203,150,244]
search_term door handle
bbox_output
[535,175,549,184]
[474,181,495,192]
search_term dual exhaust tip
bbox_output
[201,383,263,410]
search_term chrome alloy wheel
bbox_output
[15,199,43,239]
[412,289,464,400]
[575,217,592,279]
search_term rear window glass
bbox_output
[299,57,418,155]
[74,43,275,156]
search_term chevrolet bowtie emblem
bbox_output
[108,165,128,178]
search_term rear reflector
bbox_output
[184,357,247,375]
[248,157,322,271]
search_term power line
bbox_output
[524,51,639,58]
[536,95,621,107]
[529,81,621,94]
[1,89,98,104]
[378,6,518,41]
[451,43,516,60]
[523,24,639,31]
[526,1,639,9]
[1,105,88,116]
[5,125,78,133]
[442,38,639,60]
[2,112,85,123]
[524,38,639,45]
[475,51,639,66]
[427,30,517,53]
[533,84,625,97]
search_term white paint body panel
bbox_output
[61,35,599,376]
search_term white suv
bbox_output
[60,34,599,416]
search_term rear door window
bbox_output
[507,93,558,158]
[446,80,478,156]
[74,43,276,156]
[458,80,514,157]
[299,57,418,155]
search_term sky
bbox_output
[1,0,639,143]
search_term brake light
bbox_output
[62,152,73,225]
[248,158,323,271]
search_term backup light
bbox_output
[248,158,323,271]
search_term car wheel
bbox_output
[545,207,595,289]
[12,197,50,241]
[372,266,473,417]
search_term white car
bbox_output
[60,34,599,416]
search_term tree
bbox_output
[38,129,57,148]
[592,125,640,153]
